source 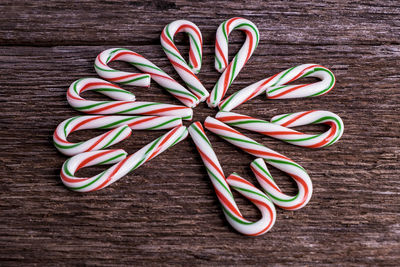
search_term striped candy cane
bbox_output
[161,20,209,102]
[95,48,200,107]
[67,78,193,120]
[218,64,336,111]
[54,115,183,156]
[204,117,312,210]
[216,110,344,148]
[207,17,259,108]
[60,126,188,192]
[188,122,276,235]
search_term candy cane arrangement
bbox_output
[53,17,344,236]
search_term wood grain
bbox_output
[0,0,399,266]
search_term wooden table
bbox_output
[1,1,399,265]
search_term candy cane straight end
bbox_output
[183,108,194,121]
[206,97,218,108]
[204,116,216,127]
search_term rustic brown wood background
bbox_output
[1,0,399,266]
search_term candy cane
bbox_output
[216,110,344,148]
[188,122,276,235]
[95,48,199,107]
[60,126,188,192]
[54,115,183,156]
[218,64,336,112]
[204,117,312,210]
[67,78,193,120]
[207,17,259,108]
[161,20,209,102]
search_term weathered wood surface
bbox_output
[0,0,399,266]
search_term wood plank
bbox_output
[0,0,399,265]
[0,0,399,46]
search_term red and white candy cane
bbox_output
[204,117,312,210]
[67,78,193,120]
[161,20,209,102]
[60,125,188,192]
[53,115,183,156]
[188,122,276,236]
[95,48,200,107]
[216,110,344,148]
[218,64,336,111]
[207,17,259,108]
